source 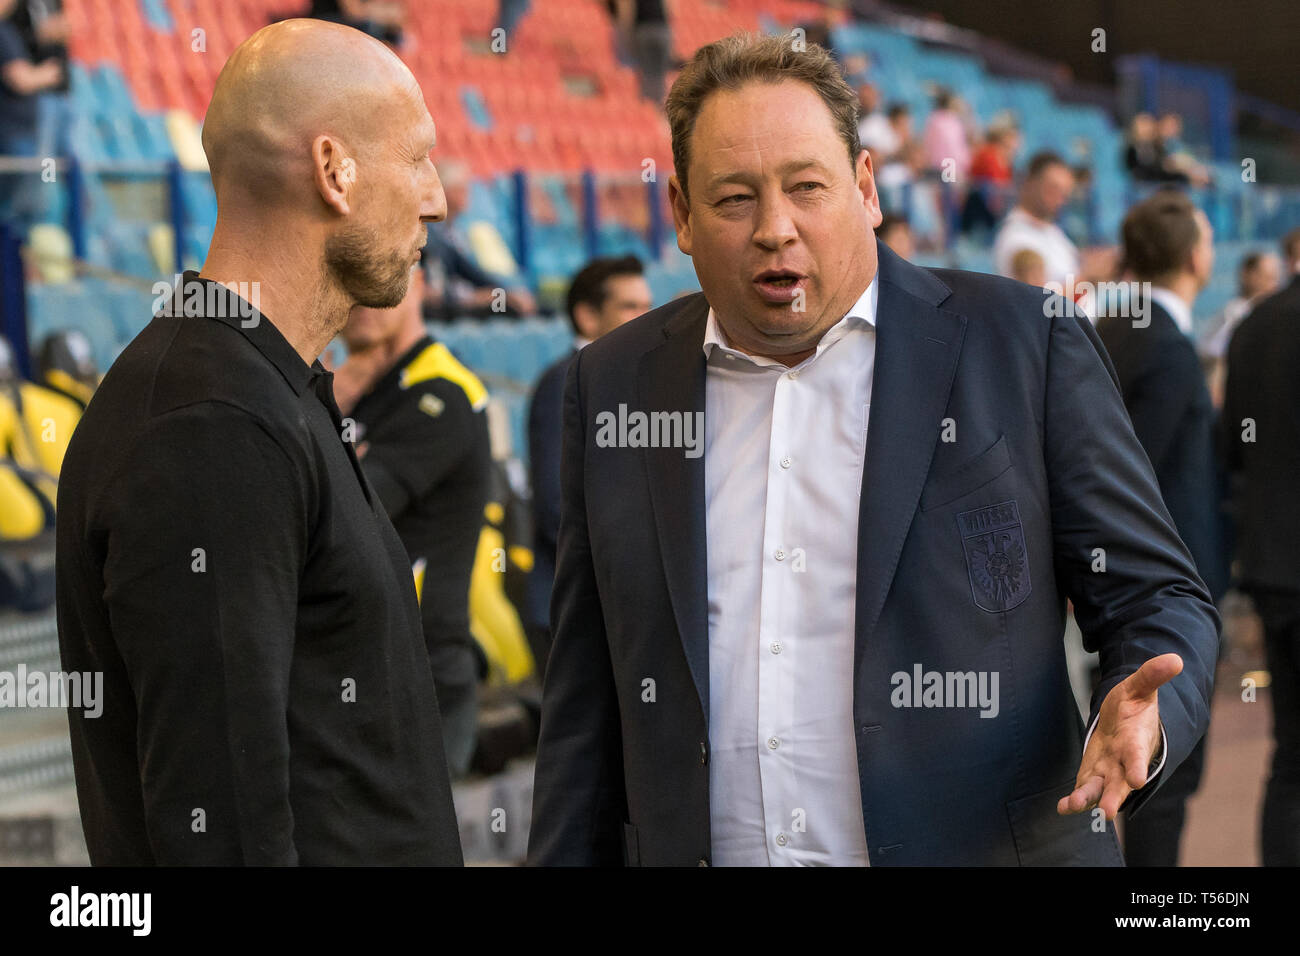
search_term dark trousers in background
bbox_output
[430,642,480,781]
[1255,591,1300,866]
[1123,735,1207,866]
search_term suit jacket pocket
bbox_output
[920,434,1012,512]
[623,822,640,867]
[1006,779,1123,866]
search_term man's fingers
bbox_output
[1057,774,1103,815]
[1125,743,1151,790]
[1098,774,1132,821]
[1121,652,1183,700]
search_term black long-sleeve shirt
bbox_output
[55,272,462,865]
[349,335,490,661]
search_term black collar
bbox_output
[160,271,323,396]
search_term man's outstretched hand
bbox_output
[1057,653,1182,820]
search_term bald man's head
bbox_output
[202,18,447,312]
[203,19,418,202]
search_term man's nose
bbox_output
[752,195,798,250]
[422,172,448,223]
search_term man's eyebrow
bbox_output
[703,159,832,191]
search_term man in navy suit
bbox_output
[1097,190,1222,865]
[525,256,652,674]
[528,33,1219,866]
[1223,237,1300,866]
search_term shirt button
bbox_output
[788,370,798,380]
[779,457,792,469]
[774,549,785,561]
[776,833,788,846]
[770,642,783,654]
[767,736,780,750]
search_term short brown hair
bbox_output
[1121,189,1202,282]
[1282,226,1300,267]
[665,32,860,201]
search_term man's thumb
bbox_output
[1123,653,1183,699]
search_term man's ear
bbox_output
[314,135,354,215]
[573,302,600,340]
[856,149,882,228]
[668,174,692,256]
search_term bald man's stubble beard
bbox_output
[324,226,414,311]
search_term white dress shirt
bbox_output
[1148,286,1194,337]
[704,279,878,866]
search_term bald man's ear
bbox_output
[314,135,355,216]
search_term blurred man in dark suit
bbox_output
[1223,246,1300,866]
[525,256,650,674]
[1098,189,1220,865]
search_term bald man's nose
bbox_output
[422,171,447,223]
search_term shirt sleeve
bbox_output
[358,379,479,519]
[0,24,28,69]
[100,402,309,864]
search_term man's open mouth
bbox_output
[754,270,808,302]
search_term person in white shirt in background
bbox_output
[993,150,1116,319]
[856,81,899,161]
[1200,233,1293,407]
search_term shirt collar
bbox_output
[1149,286,1194,336]
[702,276,878,368]
[161,271,322,396]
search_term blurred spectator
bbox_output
[1060,163,1095,246]
[1008,247,1046,288]
[1125,111,1186,185]
[305,0,405,46]
[884,103,912,159]
[993,151,1079,283]
[856,82,897,160]
[962,120,1020,234]
[612,0,671,103]
[0,0,62,225]
[9,0,69,159]
[1200,250,1282,362]
[423,159,537,319]
[1098,190,1219,865]
[525,256,650,674]
[1158,112,1211,188]
[334,263,492,779]
[36,328,98,409]
[920,88,970,181]
[1222,227,1300,867]
[0,331,77,515]
[993,150,1116,312]
[878,139,943,250]
[875,213,913,261]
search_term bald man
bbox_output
[55,20,463,865]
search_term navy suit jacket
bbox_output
[1098,300,1224,600]
[1222,274,1300,600]
[525,349,576,631]
[528,242,1219,866]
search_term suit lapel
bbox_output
[855,247,967,659]
[638,295,711,721]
